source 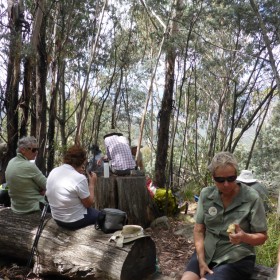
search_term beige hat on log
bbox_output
[109,225,148,247]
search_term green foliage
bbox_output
[256,212,280,267]
[154,188,178,216]
[1,0,280,187]
[184,188,196,201]
[250,101,280,180]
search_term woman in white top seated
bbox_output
[46,145,100,230]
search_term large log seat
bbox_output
[0,207,156,280]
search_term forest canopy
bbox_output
[0,0,279,196]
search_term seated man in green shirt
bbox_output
[5,136,47,214]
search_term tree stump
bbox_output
[116,177,158,228]
[95,176,158,228]
[0,207,157,280]
[94,177,118,209]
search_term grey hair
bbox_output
[18,136,37,149]
[208,151,238,175]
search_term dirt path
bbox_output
[147,204,196,279]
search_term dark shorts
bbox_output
[110,167,133,176]
[186,252,255,280]
[55,207,100,230]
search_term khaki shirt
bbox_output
[195,183,267,265]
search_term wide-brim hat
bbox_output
[109,225,148,247]
[104,129,123,139]
[237,170,257,183]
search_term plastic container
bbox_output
[103,160,109,178]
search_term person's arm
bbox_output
[81,172,97,208]
[193,223,213,278]
[230,194,268,246]
[106,146,111,160]
[229,224,267,246]
[194,223,205,261]
[97,148,110,165]
[31,164,47,192]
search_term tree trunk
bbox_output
[19,0,45,139]
[0,207,156,280]
[277,189,280,216]
[154,50,175,188]
[1,20,22,183]
[116,177,158,228]
[94,177,118,209]
[154,0,183,188]
[20,58,32,137]
[75,0,108,144]
[35,16,48,174]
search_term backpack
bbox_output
[0,183,10,207]
[95,208,127,234]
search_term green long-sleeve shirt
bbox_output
[5,153,47,214]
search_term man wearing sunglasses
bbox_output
[5,136,47,214]
[181,151,267,280]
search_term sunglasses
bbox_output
[213,175,237,183]
[28,147,39,153]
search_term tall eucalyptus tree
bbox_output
[3,0,29,179]
[154,0,183,188]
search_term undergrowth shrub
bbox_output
[256,212,280,267]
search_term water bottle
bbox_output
[103,160,109,178]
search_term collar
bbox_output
[63,164,76,170]
[17,152,28,161]
[207,183,250,211]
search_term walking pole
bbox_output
[27,201,49,268]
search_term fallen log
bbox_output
[250,264,274,280]
[0,207,156,280]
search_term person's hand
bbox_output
[229,224,245,244]
[198,260,213,278]
[96,159,102,166]
[87,171,97,185]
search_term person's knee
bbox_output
[181,271,200,280]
